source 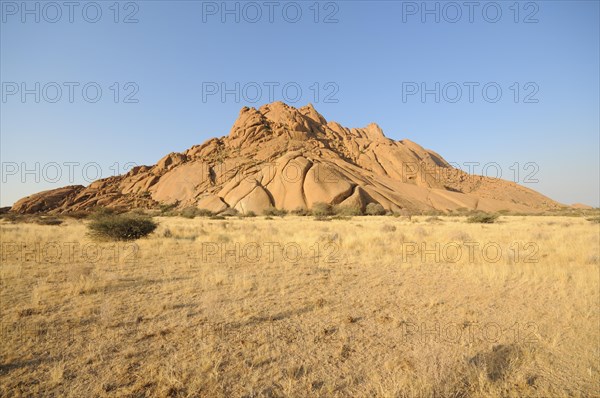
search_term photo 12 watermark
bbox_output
[189,240,340,266]
[1,241,140,265]
[201,81,339,104]
[402,82,539,104]
[400,320,539,344]
[200,1,340,24]
[398,241,539,264]
[1,82,140,104]
[403,161,540,185]
[1,1,140,24]
[400,2,539,24]
[1,161,138,184]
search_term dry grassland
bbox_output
[0,215,598,397]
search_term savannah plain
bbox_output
[0,212,598,397]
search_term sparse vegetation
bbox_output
[381,224,396,232]
[263,207,288,217]
[159,202,179,214]
[467,213,499,224]
[180,206,199,219]
[291,207,310,216]
[365,202,386,216]
[63,211,91,219]
[311,202,333,216]
[196,209,215,217]
[220,208,239,217]
[178,206,214,219]
[333,205,362,216]
[331,215,352,221]
[35,217,63,226]
[0,215,598,397]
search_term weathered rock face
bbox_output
[11,102,562,214]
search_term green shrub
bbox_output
[196,209,214,217]
[210,215,226,220]
[88,214,157,241]
[365,203,386,216]
[312,202,333,217]
[466,213,499,224]
[242,211,257,217]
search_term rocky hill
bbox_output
[11,102,561,214]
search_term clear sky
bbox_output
[1,0,599,207]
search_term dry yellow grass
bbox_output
[0,215,598,397]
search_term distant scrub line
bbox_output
[1,205,598,242]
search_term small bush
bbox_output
[264,216,274,220]
[333,205,362,216]
[210,215,226,220]
[291,208,310,216]
[425,216,442,223]
[196,209,214,217]
[312,202,333,217]
[467,213,499,224]
[159,202,179,214]
[423,209,444,217]
[314,215,332,221]
[220,208,239,217]
[263,207,288,217]
[88,214,157,241]
[241,211,257,217]
[180,207,199,219]
[365,203,386,216]
[586,216,600,224]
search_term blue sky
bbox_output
[1,0,599,207]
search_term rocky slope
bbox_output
[12,102,561,214]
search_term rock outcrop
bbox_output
[11,102,562,214]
